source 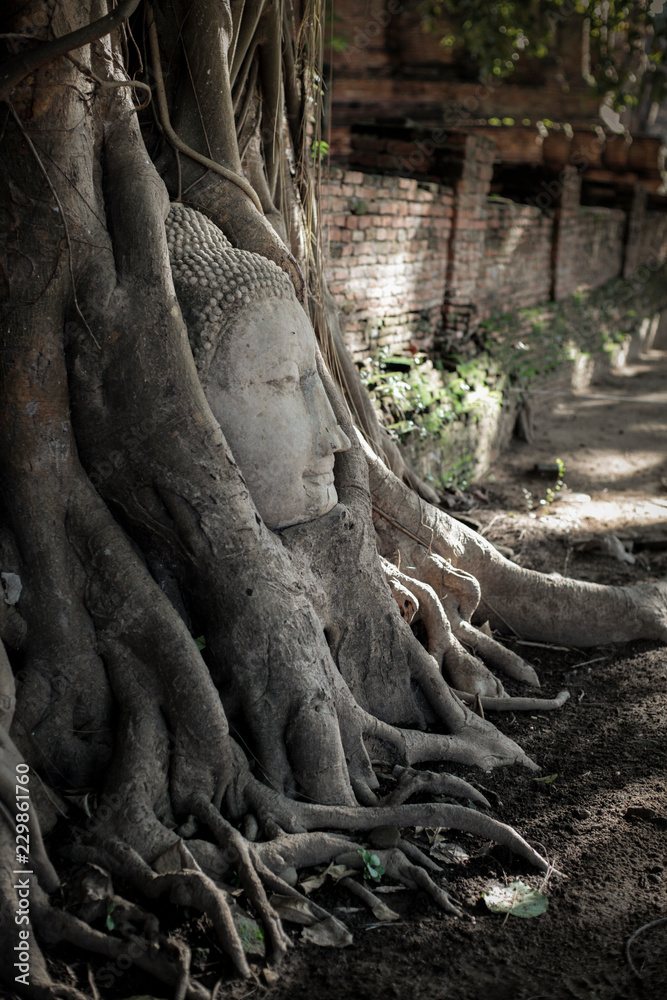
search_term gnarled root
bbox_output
[365,435,667,647]
[242,774,556,874]
[381,557,506,697]
[376,517,547,698]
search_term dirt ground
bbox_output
[4,352,667,1000]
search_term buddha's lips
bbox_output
[302,470,335,486]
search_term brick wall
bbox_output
[624,189,667,275]
[479,199,553,318]
[320,128,667,360]
[574,207,626,288]
[328,1,601,159]
[321,168,453,359]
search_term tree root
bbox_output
[384,765,491,809]
[243,776,557,874]
[190,798,292,963]
[0,17,613,994]
[378,532,548,700]
[453,689,571,713]
[366,436,667,647]
[337,849,463,917]
[96,838,254,978]
[381,557,505,697]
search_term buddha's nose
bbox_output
[313,382,351,457]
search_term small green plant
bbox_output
[523,460,566,510]
[541,458,566,505]
[311,139,329,162]
[358,849,385,883]
[358,349,501,446]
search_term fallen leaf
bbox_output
[429,842,470,864]
[268,894,318,926]
[301,916,353,948]
[299,873,327,894]
[532,773,558,784]
[300,862,356,894]
[231,905,265,956]
[483,880,548,918]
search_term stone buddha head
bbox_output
[166,204,351,529]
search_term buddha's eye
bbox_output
[267,366,299,389]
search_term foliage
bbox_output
[481,263,667,378]
[358,849,386,883]
[359,265,667,491]
[311,139,330,161]
[522,460,566,511]
[420,0,667,115]
[358,349,502,445]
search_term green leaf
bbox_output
[483,880,549,918]
[232,909,266,956]
[105,901,116,932]
[358,848,385,883]
[195,635,206,651]
[532,772,558,784]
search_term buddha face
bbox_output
[206,296,351,529]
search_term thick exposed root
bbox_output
[101,838,254,979]
[453,689,571,713]
[450,614,541,688]
[337,849,463,916]
[35,887,210,1000]
[382,557,506,697]
[384,765,491,808]
[0,10,603,994]
[378,523,550,700]
[366,436,667,647]
[0,728,59,893]
[190,798,292,963]
[243,776,555,874]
